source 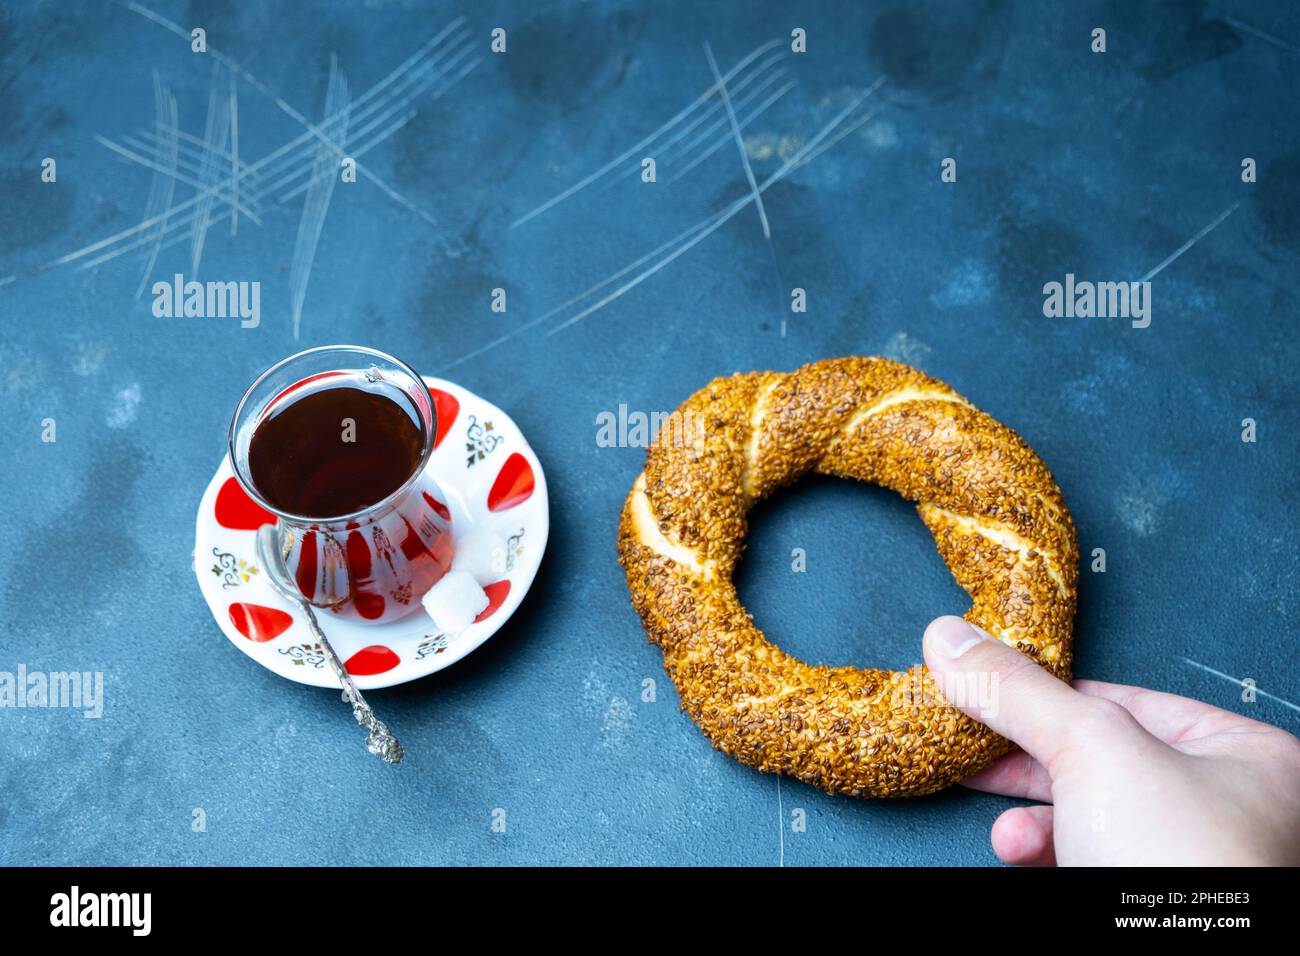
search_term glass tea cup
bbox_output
[228,345,454,625]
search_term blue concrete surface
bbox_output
[1,0,1297,866]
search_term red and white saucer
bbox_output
[194,376,548,689]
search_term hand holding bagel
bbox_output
[925,615,1300,866]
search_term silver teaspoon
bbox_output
[255,524,405,764]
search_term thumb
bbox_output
[923,615,1090,770]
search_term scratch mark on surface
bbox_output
[510,37,784,228]
[600,55,787,192]
[95,132,258,224]
[437,212,719,373]
[788,85,890,168]
[776,775,785,867]
[52,26,469,274]
[121,132,262,202]
[135,70,177,298]
[191,61,231,276]
[1181,658,1300,714]
[83,64,461,273]
[230,73,239,236]
[276,50,479,202]
[704,41,770,239]
[122,1,458,236]
[1140,202,1240,282]
[436,78,888,369]
[131,126,261,183]
[546,80,887,334]
[276,111,414,203]
[136,41,470,260]
[289,55,349,339]
[1220,14,1300,56]
[664,78,796,185]
[704,39,789,334]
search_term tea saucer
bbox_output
[193,376,548,689]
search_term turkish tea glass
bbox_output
[228,345,454,625]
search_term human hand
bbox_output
[922,616,1300,866]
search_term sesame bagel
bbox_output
[617,356,1078,797]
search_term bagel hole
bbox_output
[734,475,969,672]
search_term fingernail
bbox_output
[926,616,987,659]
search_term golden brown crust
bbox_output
[617,356,1078,797]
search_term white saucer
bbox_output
[193,376,549,689]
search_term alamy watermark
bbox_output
[152,272,260,328]
[595,404,707,451]
[890,668,1000,720]
[1,665,104,718]
[1043,273,1151,329]
[50,886,150,936]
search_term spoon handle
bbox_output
[299,602,405,764]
